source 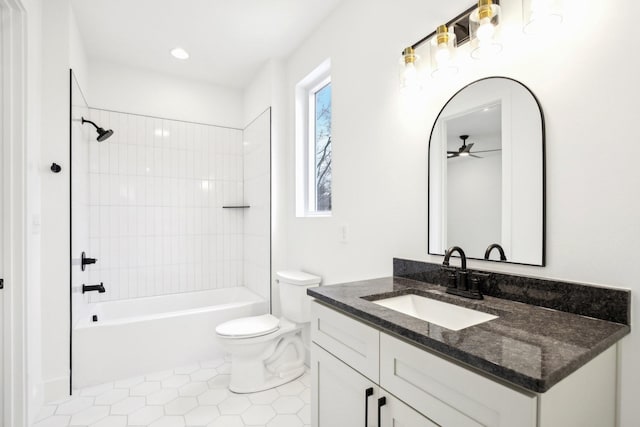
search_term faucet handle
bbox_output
[469,272,490,297]
[441,266,457,290]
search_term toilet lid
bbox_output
[216,314,280,338]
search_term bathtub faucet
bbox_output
[82,282,106,294]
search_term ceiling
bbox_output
[447,105,502,151]
[71,0,345,89]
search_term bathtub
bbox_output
[72,287,268,389]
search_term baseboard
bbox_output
[43,376,69,403]
[28,381,45,426]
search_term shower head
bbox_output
[97,128,114,142]
[81,117,114,142]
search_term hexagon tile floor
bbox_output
[33,359,311,427]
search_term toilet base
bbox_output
[230,364,305,394]
[226,332,307,394]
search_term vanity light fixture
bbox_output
[522,0,563,34]
[399,47,422,91]
[430,25,458,77]
[469,0,502,59]
[397,2,485,90]
[399,0,563,89]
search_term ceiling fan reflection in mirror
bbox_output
[447,134,501,159]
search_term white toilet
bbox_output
[215,271,321,393]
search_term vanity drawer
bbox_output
[310,300,380,382]
[380,333,537,427]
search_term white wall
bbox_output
[40,0,93,403]
[89,61,244,129]
[40,0,73,403]
[278,1,640,426]
[69,6,89,98]
[23,0,44,423]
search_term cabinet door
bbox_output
[380,393,439,427]
[312,343,378,427]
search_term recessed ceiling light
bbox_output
[170,47,190,60]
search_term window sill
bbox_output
[298,211,332,218]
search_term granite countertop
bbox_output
[308,276,630,393]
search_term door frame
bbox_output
[1,0,29,425]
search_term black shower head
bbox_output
[81,117,114,142]
[97,128,114,142]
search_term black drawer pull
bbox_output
[377,396,386,427]
[364,387,374,427]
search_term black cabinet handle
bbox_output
[377,396,386,427]
[364,387,373,427]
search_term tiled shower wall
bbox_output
[86,109,244,301]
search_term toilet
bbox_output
[215,271,321,393]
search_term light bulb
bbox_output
[470,0,502,59]
[400,47,421,90]
[477,17,495,42]
[402,63,418,89]
[435,44,451,66]
[430,25,457,78]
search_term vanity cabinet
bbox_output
[312,343,437,427]
[310,300,618,427]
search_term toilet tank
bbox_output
[277,271,321,323]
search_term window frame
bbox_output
[295,59,332,218]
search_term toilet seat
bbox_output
[216,314,280,338]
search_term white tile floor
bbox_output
[34,359,311,427]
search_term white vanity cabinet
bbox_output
[310,300,618,427]
[312,343,437,427]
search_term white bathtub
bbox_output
[72,287,268,389]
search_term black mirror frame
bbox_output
[427,76,546,267]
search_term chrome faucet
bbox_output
[484,243,507,261]
[442,246,484,300]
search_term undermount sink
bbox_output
[371,294,498,331]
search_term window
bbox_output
[296,59,332,217]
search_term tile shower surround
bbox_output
[85,109,245,302]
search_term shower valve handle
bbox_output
[81,251,98,271]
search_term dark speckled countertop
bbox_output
[308,276,630,393]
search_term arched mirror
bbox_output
[428,77,545,266]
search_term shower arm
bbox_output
[81,117,100,130]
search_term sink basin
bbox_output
[371,294,498,331]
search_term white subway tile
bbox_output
[79,112,269,300]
